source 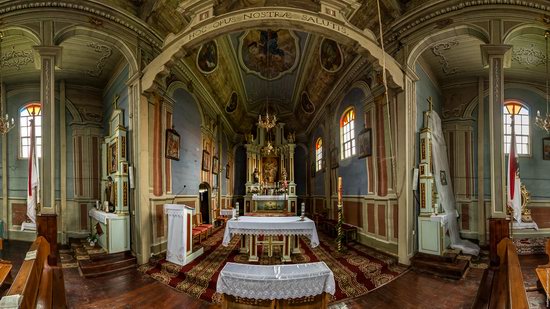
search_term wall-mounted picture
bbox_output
[543,137,550,160]
[196,40,218,74]
[320,38,343,72]
[109,141,118,174]
[226,163,231,179]
[331,147,339,169]
[440,170,448,186]
[212,156,219,174]
[225,92,238,114]
[358,128,372,158]
[202,150,210,171]
[165,127,180,161]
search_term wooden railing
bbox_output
[3,236,66,309]
[473,237,528,309]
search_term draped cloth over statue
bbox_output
[429,112,480,256]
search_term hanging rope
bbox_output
[376,0,400,198]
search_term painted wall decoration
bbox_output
[239,29,299,80]
[165,128,180,161]
[357,128,372,158]
[225,92,238,113]
[197,40,218,73]
[319,38,343,72]
[301,92,315,114]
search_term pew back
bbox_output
[490,238,528,309]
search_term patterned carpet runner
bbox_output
[139,228,407,304]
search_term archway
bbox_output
[199,183,211,224]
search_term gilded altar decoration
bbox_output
[109,141,117,174]
[121,136,126,159]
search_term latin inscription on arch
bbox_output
[186,10,348,42]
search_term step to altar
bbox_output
[78,251,137,278]
[410,252,470,280]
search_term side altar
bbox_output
[244,123,297,214]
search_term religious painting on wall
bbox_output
[196,40,218,74]
[109,141,118,174]
[331,147,339,169]
[239,29,299,80]
[320,38,343,72]
[301,92,315,114]
[262,156,279,184]
[357,128,372,158]
[202,150,211,171]
[165,127,180,161]
[543,137,550,160]
[225,92,238,113]
[440,171,448,185]
[212,156,220,174]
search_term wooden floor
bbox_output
[1,240,486,308]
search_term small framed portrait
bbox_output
[202,150,210,171]
[544,137,550,160]
[358,128,372,158]
[212,156,219,174]
[440,170,448,186]
[226,163,231,179]
[330,147,339,169]
[165,128,180,161]
[109,141,118,174]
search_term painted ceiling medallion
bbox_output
[197,40,218,74]
[239,29,299,80]
[300,92,315,114]
[512,44,546,66]
[225,92,238,114]
[431,40,459,75]
[319,38,343,73]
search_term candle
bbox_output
[301,202,305,216]
[538,110,541,117]
[338,177,343,205]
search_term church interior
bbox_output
[0,0,549,308]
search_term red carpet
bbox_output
[138,228,407,303]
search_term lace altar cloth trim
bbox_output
[252,194,287,201]
[222,216,319,247]
[220,209,236,217]
[216,262,335,300]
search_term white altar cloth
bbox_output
[216,262,335,300]
[220,209,236,217]
[252,194,287,201]
[222,216,319,247]
[88,209,118,224]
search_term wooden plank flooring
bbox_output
[0,240,487,308]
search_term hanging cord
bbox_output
[376,0,401,198]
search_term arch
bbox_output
[407,24,490,69]
[503,24,547,44]
[340,106,356,160]
[331,84,370,125]
[1,25,41,45]
[142,7,404,92]
[54,25,138,75]
[167,80,205,125]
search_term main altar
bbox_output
[244,123,297,214]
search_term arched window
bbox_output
[503,101,529,156]
[20,103,42,159]
[315,138,323,171]
[340,107,356,159]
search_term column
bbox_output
[34,20,62,265]
[477,77,486,244]
[60,80,67,244]
[480,44,511,218]
[397,72,416,265]
[1,82,7,239]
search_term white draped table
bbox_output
[222,216,319,262]
[220,208,236,217]
[216,262,335,300]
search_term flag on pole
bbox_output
[23,117,38,231]
[507,120,522,223]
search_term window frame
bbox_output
[315,138,323,172]
[19,103,42,160]
[503,101,531,158]
[340,107,356,160]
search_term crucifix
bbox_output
[427,96,433,112]
[113,94,120,109]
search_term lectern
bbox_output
[164,204,204,266]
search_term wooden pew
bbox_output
[473,237,528,309]
[3,236,66,309]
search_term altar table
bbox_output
[216,262,335,301]
[220,208,236,217]
[222,216,319,262]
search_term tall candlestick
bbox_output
[338,177,343,205]
[235,202,239,220]
[301,202,305,219]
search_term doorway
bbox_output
[199,183,210,224]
